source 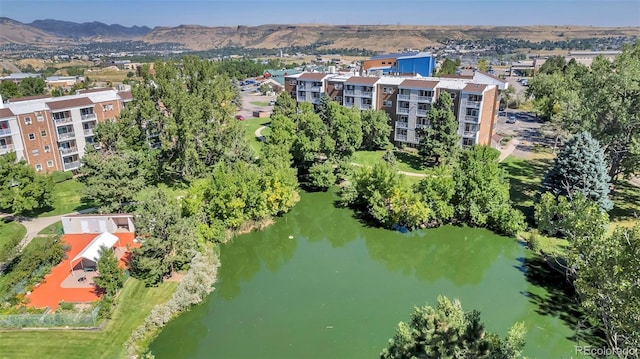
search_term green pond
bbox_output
[151,190,581,358]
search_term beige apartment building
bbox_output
[0,88,132,172]
[284,71,505,148]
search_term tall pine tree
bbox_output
[418,92,460,165]
[541,132,612,211]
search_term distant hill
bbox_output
[29,19,152,39]
[0,17,61,45]
[143,24,640,52]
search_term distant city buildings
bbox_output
[0,87,132,172]
[285,71,507,149]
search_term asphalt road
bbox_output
[494,109,550,158]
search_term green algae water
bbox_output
[150,190,579,358]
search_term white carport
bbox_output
[69,232,121,273]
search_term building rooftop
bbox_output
[400,79,439,89]
[0,108,15,118]
[298,72,329,81]
[462,83,488,93]
[370,51,419,60]
[376,77,407,86]
[345,76,380,85]
[396,52,434,60]
[46,97,95,111]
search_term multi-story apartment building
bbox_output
[0,87,132,172]
[285,71,505,149]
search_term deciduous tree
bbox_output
[361,109,392,150]
[0,152,53,215]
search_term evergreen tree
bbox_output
[418,92,460,165]
[95,246,126,297]
[541,132,612,211]
[272,91,297,118]
[381,296,527,359]
[316,93,331,123]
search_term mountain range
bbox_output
[1,17,639,52]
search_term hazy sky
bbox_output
[2,0,639,27]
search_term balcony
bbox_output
[361,91,373,97]
[59,146,78,155]
[0,144,15,154]
[344,102,354,108]
[57,131,76,141]
[83,128,94,136]
[395,121,408,129]
[63,161,81,171]
[417,96,432,103]
[81,113,97,121]
[466,101,481,109]
[360,104,372,110]
[417,109,429,117]
[397,94,410,101]
[54,117,73,125]
[310,86,322,92]
[0,128,12,136]
[297,96,306,102]
[395,134,408,141]
[397,107,409,114]
[463,131,477,137]
[343,90,355,96]
[465,115,479,123]
[416,123,428,129]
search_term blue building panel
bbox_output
[392,54,436,77]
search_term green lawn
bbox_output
[38,221,63,235]
[0,220,26,263]
[27,179,94,218]
[351,150,430,175]
[0,278,177,359]
[239,117,271,155]
[249,101,270,107]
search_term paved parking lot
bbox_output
[237,93,277,118]
[494,110,552,158]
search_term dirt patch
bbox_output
[165,272,186,282]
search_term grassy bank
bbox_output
[0,278,177,359]
[351,150,430,175]
[28,179,94,218]
[239,117,271,154]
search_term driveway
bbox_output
[237,93,277,118]
[494,110,551,159]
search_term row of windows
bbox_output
[27,130,48,140]
[31,145,52,156]
[34,160,55,171]
[23,114,45,125]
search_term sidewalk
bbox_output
[498,138,519,162]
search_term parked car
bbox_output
[506,117,517,124]
[235,115,245,121]
[269,100,276,106]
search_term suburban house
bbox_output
[0,87,132,172]
[26,214,139,310]
[284,71,507,148]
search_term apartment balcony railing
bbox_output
[0,144,15,153]
[361,91,373,97]
[416,123,428,129]
[397,107,409,114]
[59,146,78,155]
[397,94,410,101]
[395,121,409,129]
[463,131,477,137]
[0,128,12,136]
[417,109,429,117]
[310,86,322,92]
[63,161,81,171]
[57,132,76,141]
[465,115,479,123]
[395,134,408,141]
[344,102,354,108]
[54,117,73,125]
[297,96,306,102]
[343,90,355,96]
[81,113,97,121]
[83,128,94,136]
[417,96,432,103]
[360,104,372,110]
[466,101,481,109]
